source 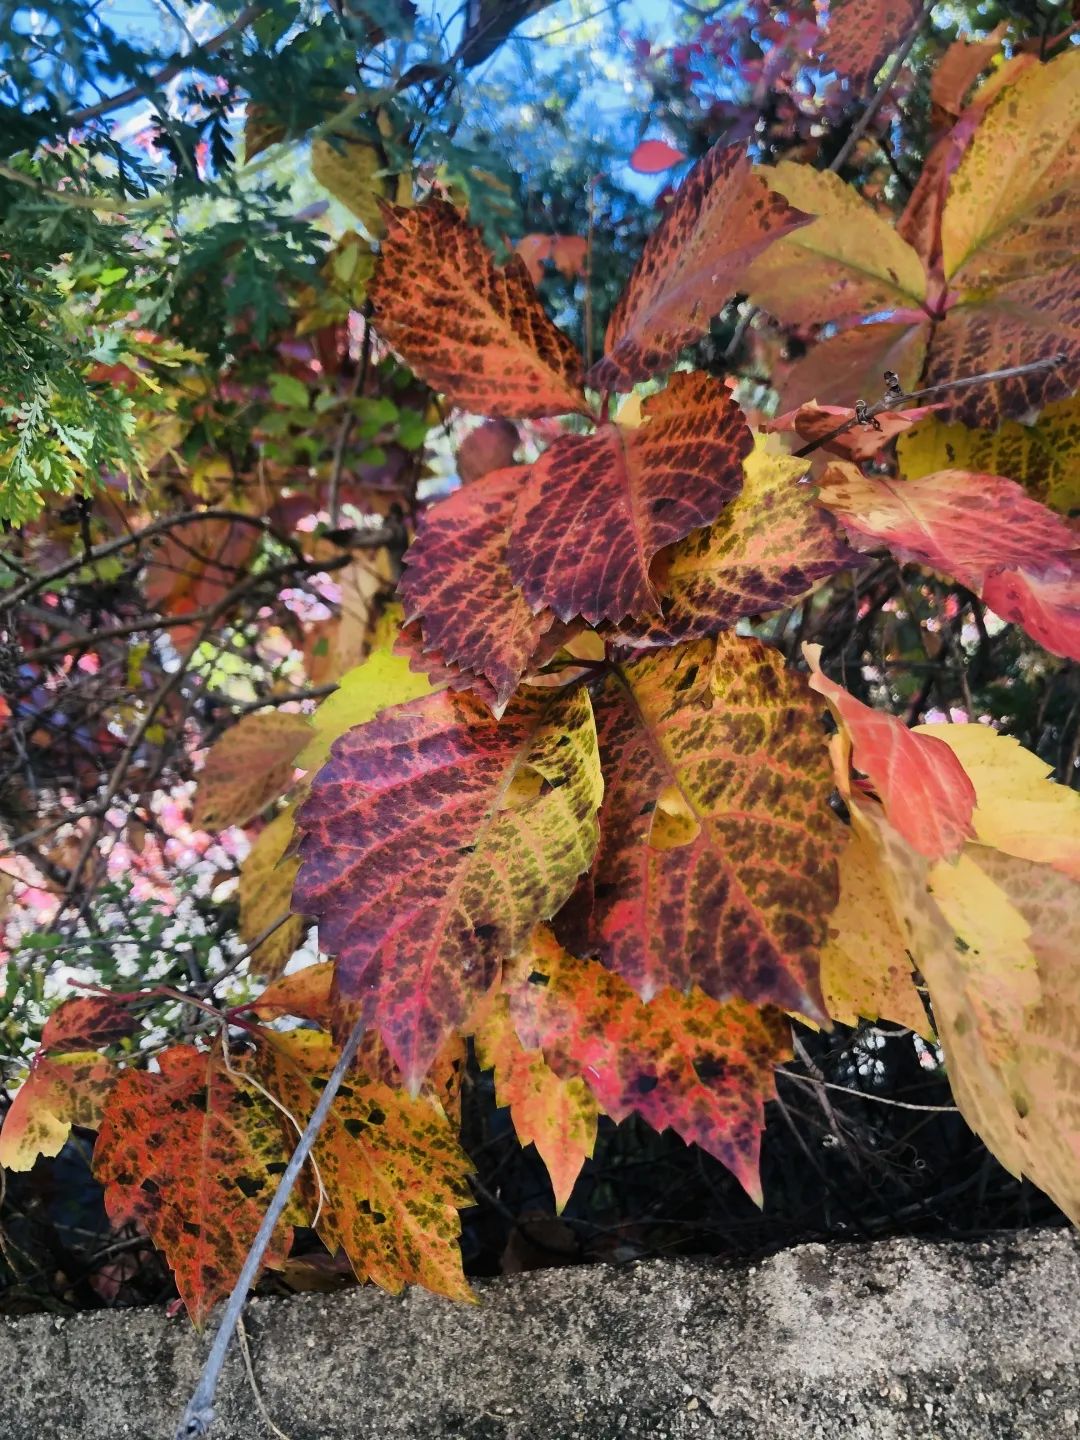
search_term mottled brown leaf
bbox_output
[587,144,811,389]
[369,199,589,419]
[193,711,312,830]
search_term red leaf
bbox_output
[457,420,520,484]
[41,994,136,1051]
[565,635,843,1015]
[816,0,922,90]
[767,401,947,461]
[94,1045,297,1328]
[507,928,792,1203]
[804,643,976,862]
[400,467,555,710]
[629,139,687,174]
[588,144,811,389]
[819,465,1080,662]
[507,372,752,624]
[369,199,590,419]
[292,686,603,1089]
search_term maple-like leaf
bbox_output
[474,993,598,1213]
[897,397,1080,514]
[820,829,931,1035]
[369,199,589,419]
[238,808,306,979]
[611,442,856,647]
[507,372,752,625]
[293,686,603,1089]
[94,1045,298,1327]
[255,1029,473,1301]
[913,723,1080,881]
[0,996,136,1171]
[815,0,922,91]
[400,466,554,710]
[506,927,791,1203]
[567,635,842,1014]
[193,711,312,830]
[587,144,811,389]
[818,464,1080,661]
[804,643,976,862]
[743,162,927,327]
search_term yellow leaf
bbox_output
[744,162,926,327]
[311,123,412,239]
[0,1051,115,1171]
[238,808,307,979]
[820,828,931,1036]
[941,46,1080,290]
[898,395,1080,514]
[914,724,1080,880]
[297,645,432,775]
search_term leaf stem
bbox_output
[174,1013,368,1439]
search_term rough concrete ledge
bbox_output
[2,1230,1078,1440]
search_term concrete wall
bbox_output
[1,1230,1077,1440]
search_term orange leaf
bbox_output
[628,139,687,173]
[370,199,589,419]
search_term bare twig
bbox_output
[793,354,1066,459]
[175,1014,368,1439]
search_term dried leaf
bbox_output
[193,711,312,830]
[238,809,307,979]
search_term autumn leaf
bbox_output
[193,710,312,830]
[94,1044,299,1327]
[778,320,931,418]
[804,642,976,862]
[820,829,931,1035]
[743,162,927,326]
[255,1028,473,1301]
[565,635,842,1014]
[400,466,555,711]
[0,996,136,1171]
[293,685,603,1089]
[238,808,307,979]
[143,518,258,650]
[768,400,946,462]
[298,642,432,776]
[507,372,752,625]
[457,419,520,484]
[818,464,1080,661]
[513,234,588,285]
[611,441,856,647]
[310,110,412,239]
[587,143,811,389]
[369,199,589,419]
[930,25,1008,126]
[897,396,1080,514]
[474,992,598,1213]
[913,723,1080,880]
[815,0,922,91]
[505,927,791,1203]
[628,139,687,173]
[252,961,337,1029]
[851,798,1080,1224]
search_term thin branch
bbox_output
[777,1067,958,1114]
[175,1014,368,1440]
[830,0,933,175]
[793,354,1066,459]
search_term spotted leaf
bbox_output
[506,927,791,1203]
[815,0,922,90]
[193,711,312,830]
[293,685,603,1089]
[587,144,811,390]
[369,199,589,419]
[93,1045,298,1328]
[255,1029,473,1301]
[611,442,856,647]
[566,635,842,1015]
[400,466,555,711]
[507,372,752,625]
